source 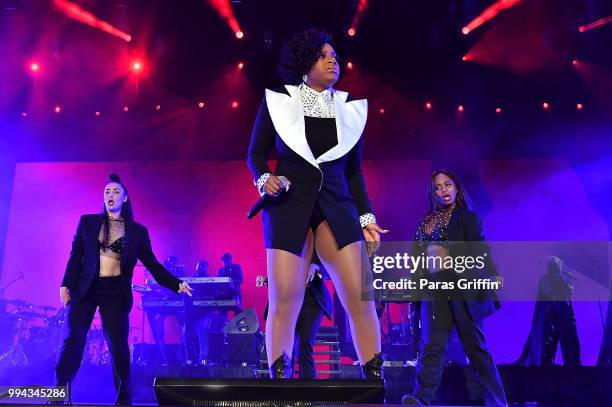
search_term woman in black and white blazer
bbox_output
[247,29,386,378]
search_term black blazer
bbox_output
[413,207,501,321]
[448,207,501,320]
[61,214,182,311]
[247,85,372,255]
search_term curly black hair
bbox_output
[278,29,333,85]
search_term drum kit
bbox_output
[0,298,111,368]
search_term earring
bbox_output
[302,74,308,83]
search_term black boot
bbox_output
[269,352,292,378]
[361,352,384,379]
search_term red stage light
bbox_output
[542,102,550,110]
[21,112,27,117]
[462,0,522,35]
[379,108,385,114]
[237,62,244,70]
[576,103,583,110]
[495,107,502,113]
[462,56,467,62]
[347,61,353,69]
[231,100,239,109]
[578,15,612,32]
[132,61,143,72]
[155,105,161,111]
[54,106,61,113]
[348,0,369,38]
[30,62,40,72]
[95,111,101,116]
[235,31,244,39]
[52,0,131,42]
[198,101,205,109]
[572,59,578,65]
[457,105,465,112]
[123,106,129,112]
[425,102,432,110]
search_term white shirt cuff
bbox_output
[255,173,271,197]
[360,213,376,228]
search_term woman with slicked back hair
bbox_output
[54,174,193,405]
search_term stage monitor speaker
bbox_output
[224,307,259,334]
[223,307,262,365]
[154,378,385,406]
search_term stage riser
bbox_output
[1,363,610,405]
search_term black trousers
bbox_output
[293,299,324,379]
[542,301,581,366]
[414,300,507,407]
[55,276,131,404]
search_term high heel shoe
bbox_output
[269,351,292,378]
[361,352,384,379]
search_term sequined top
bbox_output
[99,218,126,260]
[299,83,336,118]
[415,208,454,250]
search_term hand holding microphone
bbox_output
[247,175,291,219]
[263,175,291,196]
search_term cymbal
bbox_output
[7,299,31,307]
[35,305,57,311]
[14,311,45,319]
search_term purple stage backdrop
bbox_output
[0,159,609,364]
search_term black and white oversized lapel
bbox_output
[265,84,368,169]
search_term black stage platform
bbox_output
[1,364,610,406]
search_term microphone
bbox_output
[246,176,290,220]
[19,271,26,283]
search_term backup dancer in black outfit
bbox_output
[247,29,386,378]
[403,169,507,407]
[55,174,192,404]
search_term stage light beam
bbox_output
[462,0,523,35]
[578,15,612,33]
[52,0,131,42]
[207,0,243,39]
[348,0,369,37]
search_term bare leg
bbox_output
[314,221,381,363]
[265,229,313,366]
